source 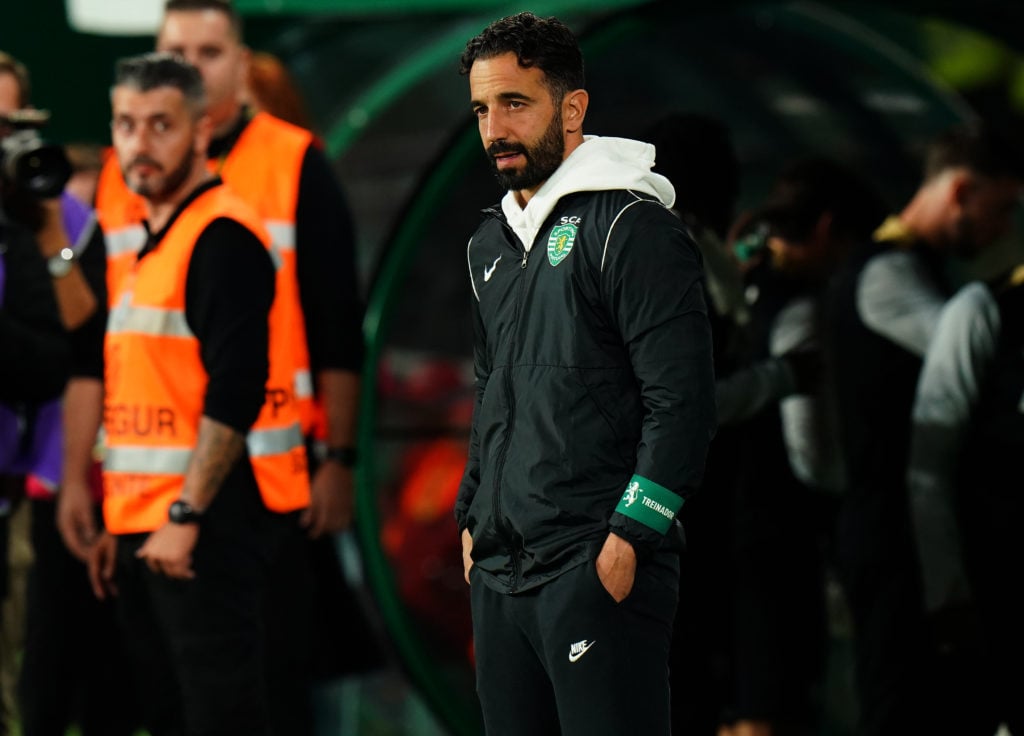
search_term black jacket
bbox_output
[455,186,716,594]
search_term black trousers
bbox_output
[731,483,832,731]
[262,522,315,736]
[962,480,1024,735]
[19,499,138,736]
[113,480,289,736]
[470,552,679,736]
[838,491,995,736]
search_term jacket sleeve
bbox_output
[294,144,365,375]
[454,288,489,534]
[601,201,717,556]
[185,218,275,434]
[907,282,995,612]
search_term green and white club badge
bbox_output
[547,223,578,266]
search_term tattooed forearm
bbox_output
[180,416,247,510]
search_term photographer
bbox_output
[0,178,70,736]
[0,53,96,331]
[0,52,73,736]
[0,51,133,736]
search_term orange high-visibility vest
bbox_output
[95,111,318,436]
[102,183,310,534]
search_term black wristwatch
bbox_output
[168,500,203,525]
[323,445,358,468]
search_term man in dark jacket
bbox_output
[454,13,716,736]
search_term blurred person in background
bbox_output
[79,52,310,736]
[907,261,1024,734]
[827,124,1022,736]
[242,51,315,133]
[720,158,886,736]
[456,13,715,735]
[79,2,373,731]
[0,121,68,736]
[0,50,133,736]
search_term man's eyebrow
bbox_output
[471,90,535,107]
[497,90,533,102]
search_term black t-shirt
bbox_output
[73,179,274,434]
[0,214,69,404]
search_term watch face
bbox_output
[169,501,200,524]
[47,251,74,277]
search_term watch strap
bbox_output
[168,500,203,525]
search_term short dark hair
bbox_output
[164,0,243,40]
[459,12,584,102]
[114,52,207,118]
[924,124,1024,182]
[758,157,888,243]
[0,51,31,107]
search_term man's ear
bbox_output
[563,89,588,134]
[948,169,974,210]
[194,113,213,157]
[236,45,252,102]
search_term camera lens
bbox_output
[12,144,72,198]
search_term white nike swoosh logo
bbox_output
[484,255,502,282]
[568,640,596,663]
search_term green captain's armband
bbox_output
[614,474,683,534]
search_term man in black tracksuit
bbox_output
[454,13,716,736]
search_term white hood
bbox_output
[501,135,676,251]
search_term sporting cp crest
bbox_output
[547,223,578,267]
[622,481,641,508]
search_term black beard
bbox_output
[125,147,195,201]
[487,110,565,193]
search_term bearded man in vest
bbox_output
[64,2,369,731]
[74,53,310,736]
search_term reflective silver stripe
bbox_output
[108,303,194,339]
[105,446,192,474]
[268,243,284,271]
[105,225,147,258]
[248,423,303,458]
[294,369,314,400]
[265,220,295,252]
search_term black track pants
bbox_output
[470,553,679,736]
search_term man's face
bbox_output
[0,71,22,142]
[949,174,1021,258]
[111,85,205,203]
[0,71,20,117]
[469,52,566,195]
[157,10,246,131]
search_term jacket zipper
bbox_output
[488,214,528,589]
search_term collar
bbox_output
[207,106,253,161]
[872,215,917,249]
[139,177,223,259]
[1008,264,1024,289]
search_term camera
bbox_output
[0,109,71,199]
